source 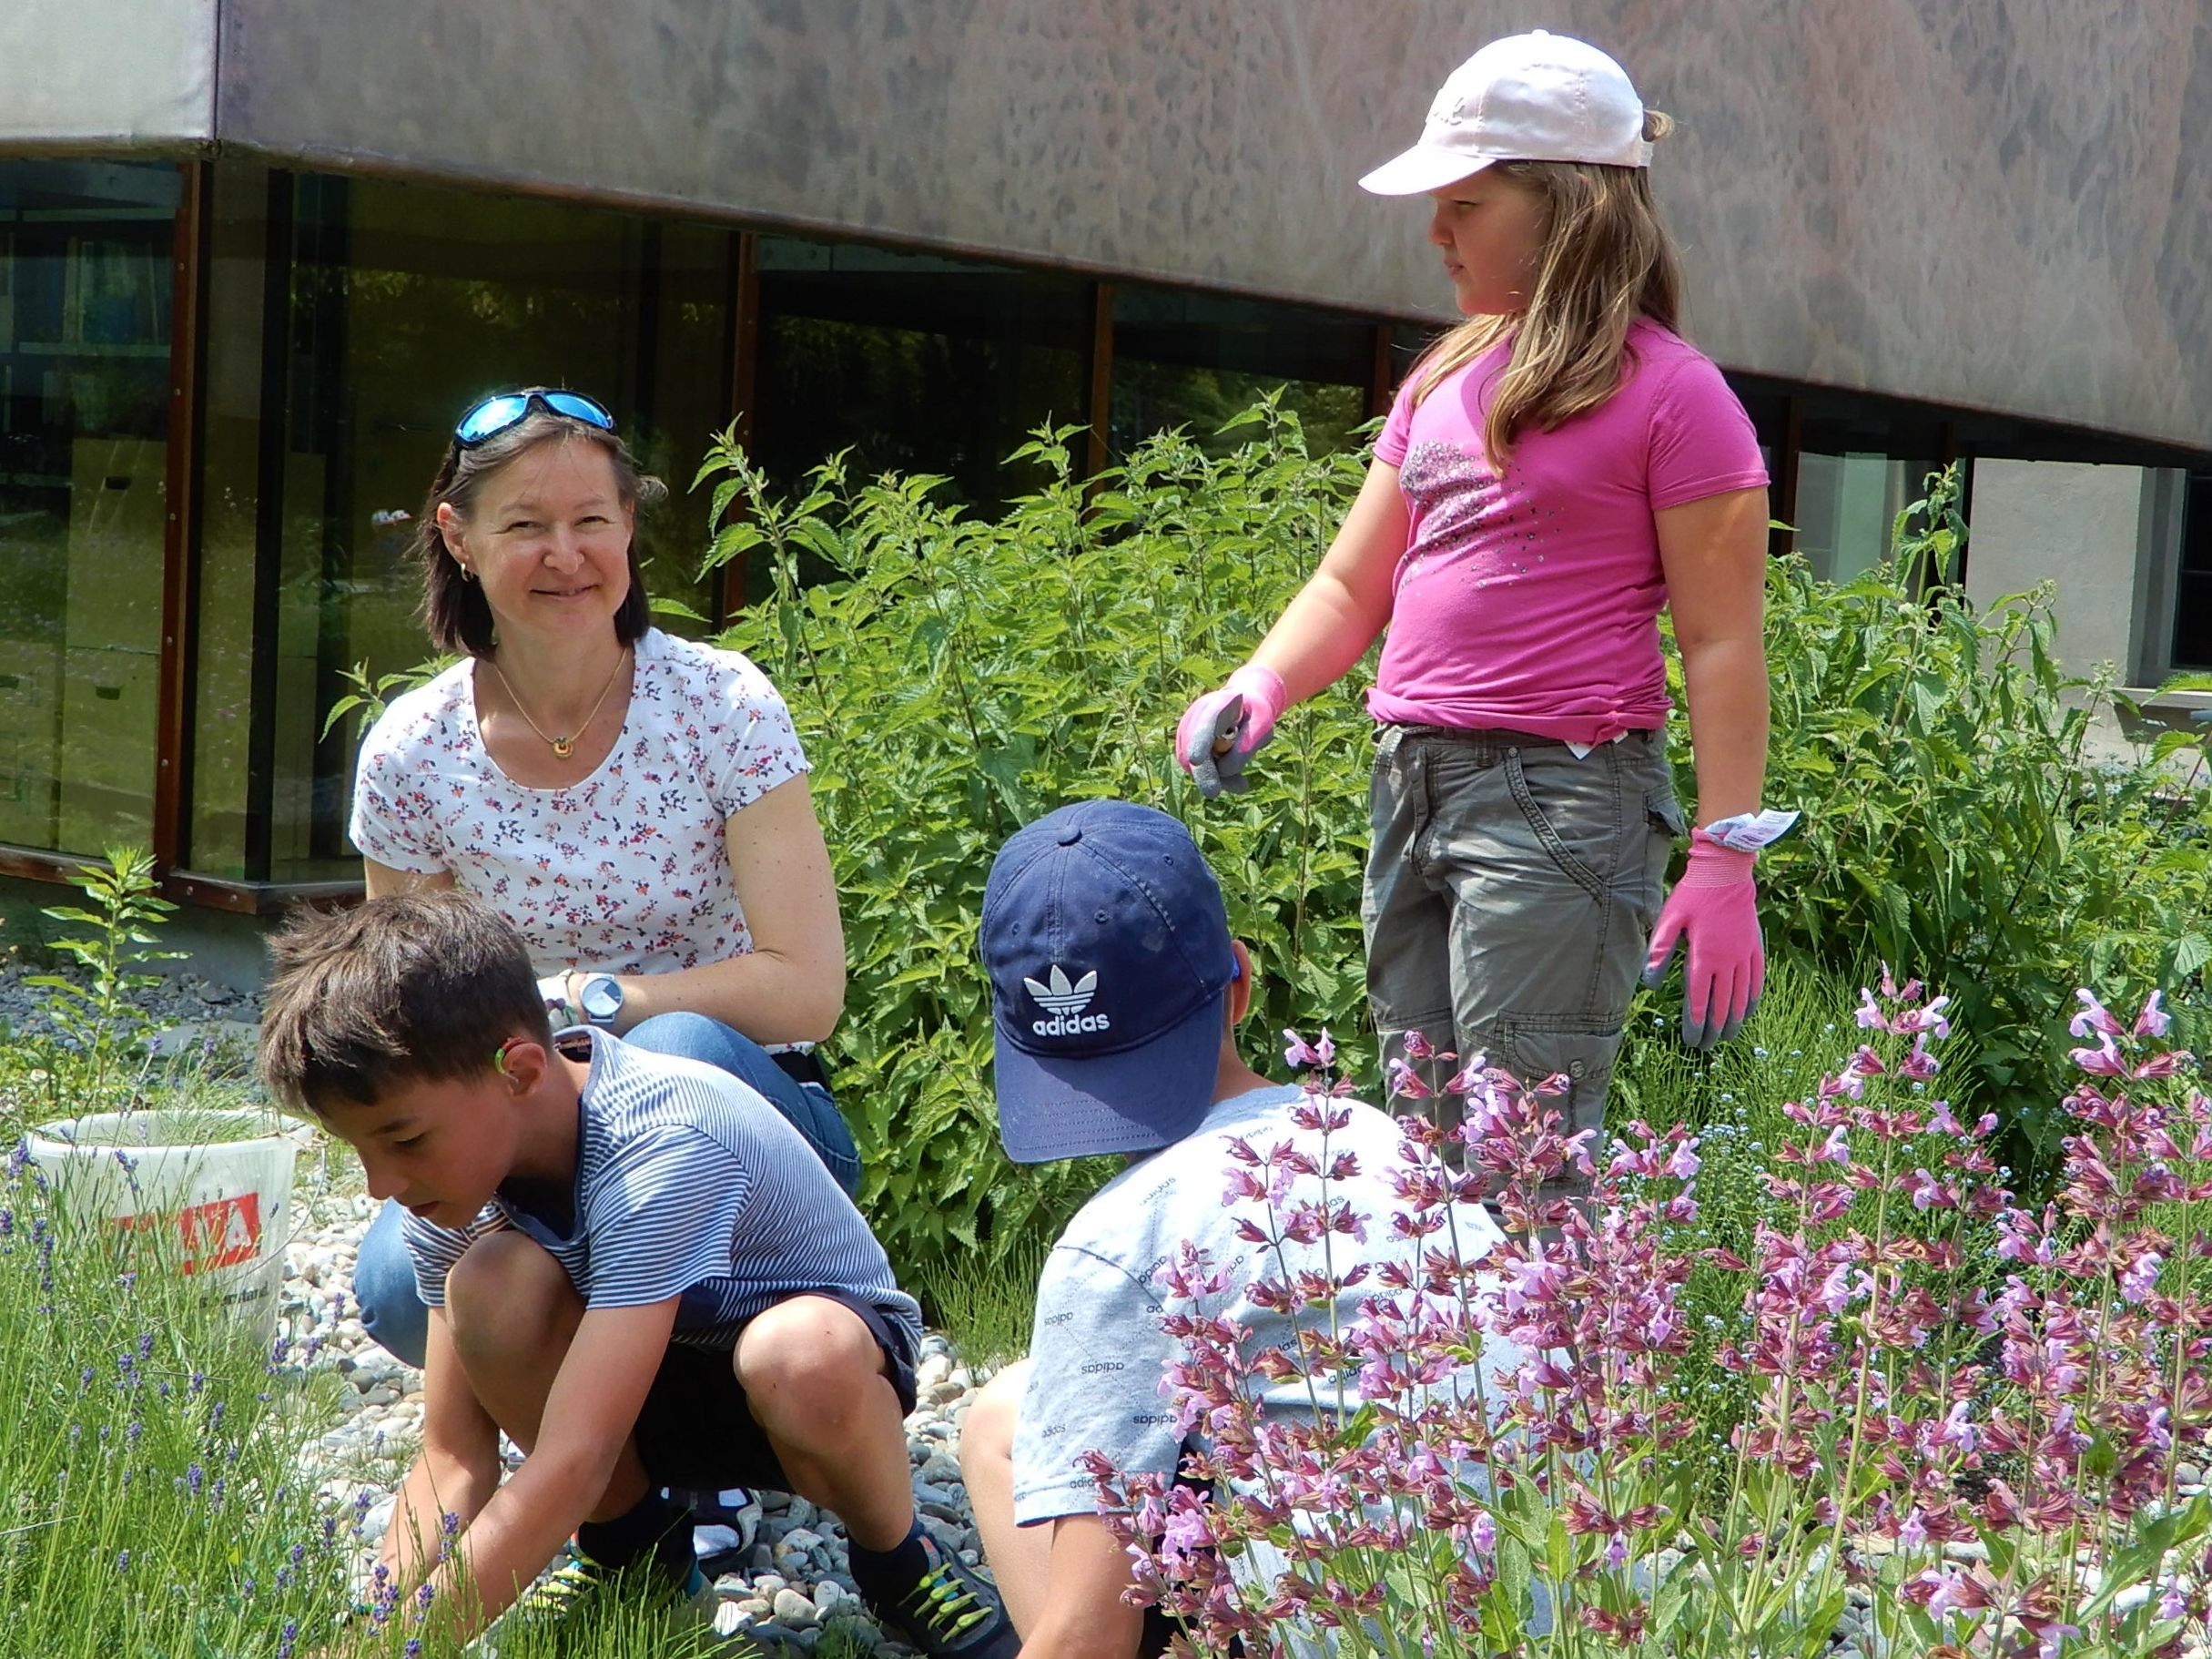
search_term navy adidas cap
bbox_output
[979,799,1235,1163]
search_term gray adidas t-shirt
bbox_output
[404,1029,920,1352]
[1012,1083,1519,1525]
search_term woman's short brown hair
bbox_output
[415,404,669,656]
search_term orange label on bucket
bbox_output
[114,1192,263,1275]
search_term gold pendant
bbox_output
[552,737,574,758]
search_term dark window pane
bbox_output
[268,175,733,882]
[0,159,178,855]
[752,239,1089,524]
[188,163,275,879]
[1110,286,1375,458]
[2176,473,2212,669]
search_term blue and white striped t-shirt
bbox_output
[402,1030,920,1353]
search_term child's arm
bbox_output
[1249,458,1411,703]
[415,1297,683,1640]
[1176,457,1407,792]
[1648,483,1773,1045]
[1018,1514,1150,1659]
[1657,483,1771,821]
[378,1308,502,1584]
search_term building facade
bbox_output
[0,1,2206,921]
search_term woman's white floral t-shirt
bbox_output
[349,628,807,976]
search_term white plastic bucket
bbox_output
[26,1109,299,1338]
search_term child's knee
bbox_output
[445,1230,574,1356]
[736,1297,886,1414]
[959,1359,1029,1476]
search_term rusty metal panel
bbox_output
[187,0,2212,451]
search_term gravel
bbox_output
[0,961,260,1047]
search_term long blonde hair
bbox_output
[1408,110,1682,466]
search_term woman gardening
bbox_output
[346,388,860,1369]
[1177,32,1790,1185]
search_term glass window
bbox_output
[255,174,734,882]
[0,159,179,856]
[752,238,1090,524]
[187,163,274,879]
[2175,473,2212,670]
[1791,452,1941,585]
[1109,287,1375,459]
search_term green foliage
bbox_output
[696,423,2210,1278]
[0,1163,346,1658]
[321,653,459,744]
[1738,464,2211,1164]
[697,401,1379,1273]
[909,1236,1052,1370]
[23,845,186,1109]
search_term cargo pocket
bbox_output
[1497,1012,1628,1150]
[1502,748,1609,905]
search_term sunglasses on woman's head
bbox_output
[453,389,617,448]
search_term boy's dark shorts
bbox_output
[630,1288,918,1492]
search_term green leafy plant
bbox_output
[321,654,458,743]
[695,428,2210,1284]
[24,844,187,1109]
[1732,464,2210,1163]
[696,402,1379,1277]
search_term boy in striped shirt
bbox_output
[259,890,1016,1658]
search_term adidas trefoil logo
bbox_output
[1024,964,1111,1036]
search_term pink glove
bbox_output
[1174,665,1288,798]
[1641,829,1763,1049]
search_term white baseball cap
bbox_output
[1359,30,1652,197]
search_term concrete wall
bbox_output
[1967,460,2151,677]
[207,0,2212,452]
[6,2,2209,449]
[0,0,215,148]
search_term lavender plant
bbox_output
[0,1139,355,1658]
[1091,982,2212,1659]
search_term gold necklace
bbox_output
[486,646,630,758]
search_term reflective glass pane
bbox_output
[2176,473,2212,669]
[266,176,733,882]
[753,238,1089,524]
[1110,286,1374,458]
[1792,452,1938,584]
[0,159,178,855]
[188,163,273,879]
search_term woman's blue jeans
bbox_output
[350,1013,861,1369]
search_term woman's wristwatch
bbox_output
[536,972,626,1029]
[575,973,624,1028]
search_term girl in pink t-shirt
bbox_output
[1175,32,1779,1164]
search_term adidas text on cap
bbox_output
[979,799,1235,1164]
[1359,30,1651,197]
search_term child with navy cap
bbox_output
[958,799,1527,1659]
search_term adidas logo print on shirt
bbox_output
[1024,964,1111,1035]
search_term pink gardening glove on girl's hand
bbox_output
[1174,665,1288,798]
[1641,829,1763,1050]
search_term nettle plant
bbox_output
[697,406,1378,1274]
[1091,984,2212,1659]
